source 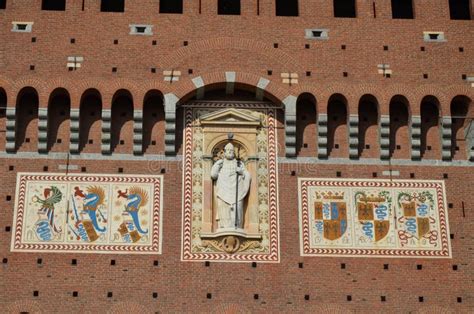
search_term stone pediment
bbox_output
[199,108,261,127]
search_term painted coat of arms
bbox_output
[11,173,163,254]
[299,179,451,258]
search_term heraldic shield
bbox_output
[355,191,391,242]
[314,200,348,241]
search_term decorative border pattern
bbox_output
[298,178,451,258]
[11,173,163,254]
[181,104,280,262]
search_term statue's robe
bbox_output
[211,158,251,229]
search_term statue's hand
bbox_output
[236,166,244,175]
[215,159,224,168]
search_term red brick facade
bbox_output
[0,0,473,312]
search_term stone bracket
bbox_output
[101,109,112,155]
[317,114,328,159]
[38,108,48,154]
[69,109,80,154]
[284,95,297,158]
[411,115,422,160]
[164,93,178,156]
[348,114,359,159]
[133,110,143,155]
[441,116,452,161]
[5,107,16,153]
[380,115,390,160]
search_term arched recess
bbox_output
[296,93,317,157]
[450,95,472,160]
[111,89,134,153]
[143,90,165,154]
[0,88,6,151]
[79,89,102,153]
[327,94,348,158]
[389,95,410,159]
[358,94,379,158]
[47,88,71,152]
[16,87,39,152]
[420,96,441,159]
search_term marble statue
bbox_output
[211,142,251,230]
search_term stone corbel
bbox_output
[410,115,422,160]
[5,107,16,153]
[69,108,80,154]
[317,113,328,159]
[133,110,143,155]
[284,95,297,158]
[38,107,48,154]
[348,114,359,159]
[441,116,452,161]
[164,93,178,156]
[380,115,390,160]
[101,109,112,155]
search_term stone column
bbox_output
[101,109,112,155]
[317,113,328,159]
[38,107,48,154]
[348,114,359,159]
[410,115,421,160]
[380,115,390,160]
[441,116,452,161]
[133,109,143,155]
[284,95,297,158]
[69,108,80,154]
[164,93,178,156]
[5,107,16,153]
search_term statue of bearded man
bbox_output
[211,142,251,230]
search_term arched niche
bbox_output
[143,89,164,154]
[420,96,441,159]
[327,93,348,158]
[358,94,379,158]
[296,93,317,157]
[111,89,134,153]
[79,89,102,153]
[389,95,410,159]
[47,88,71,151]
[16,87,39,151]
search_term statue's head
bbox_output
[224,142,235,160]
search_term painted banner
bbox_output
[299,178,451,258]
[11,173,163,254]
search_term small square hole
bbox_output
[462,74,466,80]
[452,265,458,271]
[267,70,273,76]
[343,72,348,77]
[304,295,310,301]
[88,139,93,144]
[254,294,259,300]
[336,171,342,177]
[2,258,7,264]
[25,138,30,143]
[151,140,156,145]
[252,262,257,268]
[71,259,77,265]
[419,296,424,302]
[383,264,389,270]
[335,144,339,149]
[112,67,117,73]
[450,233,454,239]
[443,173,448,179]
[423,74,428,79]
[183,41,189,46]
[6,195,11,201]
[207,293,212,299]
[396,145,401,150]
[298,262,303,269]
[385,73,391,78]
[372,172,377,178]
[341,45,346,50]
[81,167,86,172]
[33,291,39,297]
[188,69,193,74]
[151,68,156,73]
[291,171,296,176]
[303,143,308,148]
[420,46,425,51]
[341,263,346,269]
[410,173,415,178]
[107,292,113,298]
[153,292,158,299]
[381,296,386,302]
[154,260,159,266]
[70,38,75,44]
[416,264,422,270]
[365,144,370,149]
[32,37,37,43]
[72,291,78,297]
[448,203,453,209]
[347,295,352,301]
[152,40,157,46]
[273,43,278,48]
[383,45,388,51]
[306,71,311,77]
[43,166,48,172]
[427,145,432,151]
[110,259,116,265]
[457,297,462,303]
[160,168,166,174]
[30,65,35,71]
[118,168,123,173]
[9,166,14,171]
[459,47,464,52]
[305,44,310,49]
[119,140,125,145]
[114,39,118,45]
[5,226,11,232]
[37,258,42,265]
[205,261,210,267]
